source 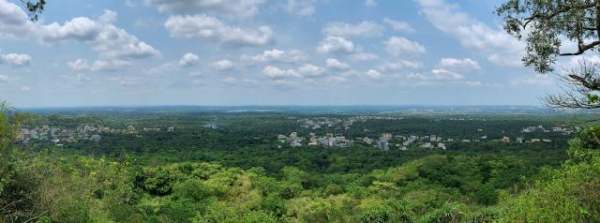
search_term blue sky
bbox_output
[0,0,574,107]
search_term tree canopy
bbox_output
[497,0,600,109]
[17,0,46,21]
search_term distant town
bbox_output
[16,115,576,151]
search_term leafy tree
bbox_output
[497,0,600,108]
[17,0,46,21]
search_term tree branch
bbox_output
[523,3,596,28]
[559,40,600,56]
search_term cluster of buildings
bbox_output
[276,130,564,151]
[278,132,352,148]
[521,125,575,135]
[16,124,175,146]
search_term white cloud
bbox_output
[286,0,316,16]
[406,73,428,81]
[438,58,480,71]
[365,69,382,79]
[67,58,130,72]
[0,4,158,72]
[431,69,464,80]
[383,18,415,33]
[384,36,426,56]
[67,59,91,72]
[323,21,383,38]
[350,52,379,61]
[179,53,200,67]
[146,0,267,18]
[0,0,34,37]
[405,69,464,81]
[165,15,273,47]
[416,0,523,67]
[245,49,306,63]
[0,74,7,82]
[98,9,117,24]
[365,0,377,7]
[41,10,159,72]
[212,59,235,71]
[298,63,325,77]
[0,53,31,66]
[262,63,326,79]
[317,36,355,54]
[378,60,421,72]
[263,65,300,79]
[326,58,350,70]
[43,11,159,61]
[20,86,31,91]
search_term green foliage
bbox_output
[496,0,599,73]
[497,130,600,223]
[2,109,598,222]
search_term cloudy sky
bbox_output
[0,0,585,107]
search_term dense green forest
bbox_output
[1,108,599,222]
[3,0,600,222]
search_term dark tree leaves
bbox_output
[497,0,600,109]
[20,0,46,21]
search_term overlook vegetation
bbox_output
[2,0,600,222]
[1,107,600,222]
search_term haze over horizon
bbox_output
[0,0,589,107]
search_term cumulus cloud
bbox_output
[245,49,306,63]
[179,53,200,67]
[42,11,159,61]
[326,58,350,70]
[0,4,160,69]
[383,18,415,33]
[262,63,327,80]
[67,58,130,72]
[438,58,480,71]
[317,36,355,54]
[35,10,160,72]
[146,0,267,18]
[263,65,300,79]
[323,21,384,38]
[415,0,523,67]
[298,63,325,77]
[212,59,235,71]
[165,15,273,47]
[286,0,316,16]
[405,69,464,81]
[431,68,464,80]
[378,59,421,72]
[384,36,426,56]
[365,69,382,79]
[0,53,31,66]
[98,9,117,24]
[0,0,34,37]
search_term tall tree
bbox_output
[497,0,600,109]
